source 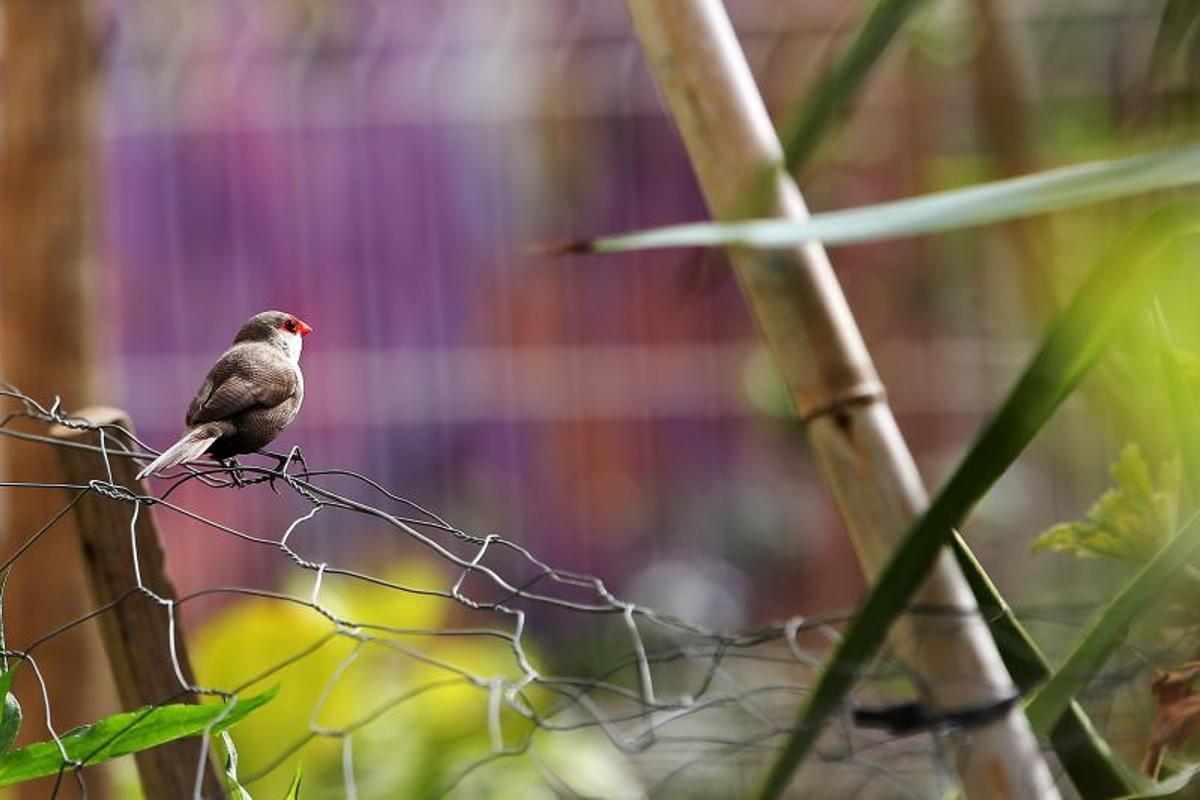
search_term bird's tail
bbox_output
[135,423,230,480]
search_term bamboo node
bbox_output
[796,381,887,425]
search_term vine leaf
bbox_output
[1033,443,1179,563]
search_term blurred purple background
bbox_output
[96,0,1161,631]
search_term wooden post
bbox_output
[51,408,223,799]
[622,2,1058,798]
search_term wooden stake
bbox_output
[52,408,223,799]
[622,2,1058,797]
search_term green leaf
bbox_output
[1146,0,1200,87]
[0,670,21,756]
[1032,444,1180,562]
[221,731,252,800]
[779,0,931,175]
[756,204,1200,799]
[951,533,1142,797]
[0,693,21,757]
[576,145,1200,253]
[283,765,302,800]
[1119,762,1200,799]
[1025,509,1200,737]
[0,669,20,756]
[0,688,276,787]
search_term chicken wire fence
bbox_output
[0,382,1182,799]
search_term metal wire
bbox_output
[0,383,1177,798]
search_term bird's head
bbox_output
[234,310,313,362]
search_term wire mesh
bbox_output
[2,1,1188,797]
[7,380,1195,798]
[0,382,1060,799]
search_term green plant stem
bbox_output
[779,0,930,174]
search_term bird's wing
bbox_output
[186,347,298,425]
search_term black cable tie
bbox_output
[853,691,1022,735]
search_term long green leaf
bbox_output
[572,145,1200,253]
[1120,763,1200,799]
[780,0,930,174]
[1146,0,1200,87]
[0,689,276,787]
[952,533,1142,797]
[283,765,303,800]
[757,203,1200,799]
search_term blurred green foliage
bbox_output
[1033,443,1180,562]
[191,559,642,799]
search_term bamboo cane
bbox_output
[622,2,1058,797]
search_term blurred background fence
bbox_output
[2,0,1197,796]
[100,0,1177,632]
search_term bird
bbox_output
[136,310,312,480]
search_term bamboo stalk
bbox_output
[970,0,1058,319]
[621,3,1058,797]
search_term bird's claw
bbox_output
[221,458,249,488]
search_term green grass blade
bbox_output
[0,688,276,787]
[1024,509,1200,736]
[577,145,1200,253]
[1146,0,1200,86]
[780,0,930,174]
[283,765,303,800]
[756,203,1200,800]
[951,532,1142,797]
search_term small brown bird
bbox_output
[136,310,312,479]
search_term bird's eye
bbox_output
[284,319,297,332]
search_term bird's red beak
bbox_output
[295,319,313,337]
